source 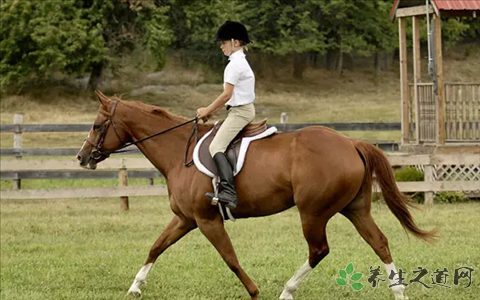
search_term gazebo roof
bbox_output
[390,0,480,20]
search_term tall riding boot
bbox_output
[206,152,238,209]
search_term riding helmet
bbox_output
[214,21,251,44]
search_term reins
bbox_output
[111,117,199,167]
[88,100,199,167]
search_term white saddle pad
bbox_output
[193,126,277,178]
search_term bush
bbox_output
[395,166,424,182]
[434,191,470,203]
[394,166,425,203]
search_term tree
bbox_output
[0,0,172,92]
[242,0,326,79]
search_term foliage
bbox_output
[1,0,478,91]
[434,191,470,203]
[395,166,425,182]
[0,0,104,91]
[0,0,171,92]
[394,166,424,203]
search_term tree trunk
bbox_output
[336,50,343,74]
[293,53,305,79]
[325,49,337,70]
[87,61,104,92]
[373,52,380,86]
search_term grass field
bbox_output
[1,197,479,300]
[1,46,479,300]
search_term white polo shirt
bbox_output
[224,48,255,107]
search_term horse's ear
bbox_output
[95,90,111,108]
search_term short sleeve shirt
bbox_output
[224,49,255,107]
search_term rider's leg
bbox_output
[207,104,255,208]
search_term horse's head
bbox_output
[76,91,131,169]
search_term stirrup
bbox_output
[209,177,220,206]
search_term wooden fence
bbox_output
[1,154,479,208]
[2,117,477,208]
[408,82,480,143]
[0,119,401,158]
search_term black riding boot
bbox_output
[206,152,238,209]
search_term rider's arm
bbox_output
[206,83,234,115]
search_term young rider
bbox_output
[196,21,255,210]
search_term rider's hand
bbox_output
[196,107,211,123]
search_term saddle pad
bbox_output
[193,126,277,178]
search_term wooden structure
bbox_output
[391,0,480,150]
[1,155,479,205]
[1,117,478,205]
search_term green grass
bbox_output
[1,198,479,300]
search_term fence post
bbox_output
[280,112,289,132]
[424,164,434,205]
[13,114,23,190]
[119,164,129,211]
[148,178,154,186]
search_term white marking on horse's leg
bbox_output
[127,263,153,297]
[385,262,408,300]
[279,260,313,300]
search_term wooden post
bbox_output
[424,164,434,205]
[148,178,154,186]
[118,167,129,211]
[434,14,446,144]
[13,114,23,190]
[399,17,409,144]
[280,112,289,132]
[413,16,422,144]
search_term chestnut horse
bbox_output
[76,92,435,300]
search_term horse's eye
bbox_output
[93,124,101,130]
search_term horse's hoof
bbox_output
[279,291,293,300]
[127,288,142,297]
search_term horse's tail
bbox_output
[354,141,437,243]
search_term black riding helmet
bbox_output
[214,20,251,44]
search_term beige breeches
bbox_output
[209,103,255,156]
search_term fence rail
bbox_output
[2,118,477,207]
[0,122,402,133]
[1,154,478,205]
[0,121,401,157]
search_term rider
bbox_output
[196,21,255,210]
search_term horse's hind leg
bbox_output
[280,216,329,300]
[341,197,407,300]
[127,215,197,297]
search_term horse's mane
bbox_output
[109,94,188,123]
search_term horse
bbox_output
[76,91,436,300]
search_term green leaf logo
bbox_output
[346,263,354,274]
[335,263,364,291]
[350,273,363,281]
[352,282,365,291]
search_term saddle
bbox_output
[193,119,277,177]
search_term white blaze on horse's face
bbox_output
[76,129,97,169]
[76,110,111,169]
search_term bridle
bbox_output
[85,100,199,167]
[85,101,125,160]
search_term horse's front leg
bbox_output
[127,215,197,297]
[197,216,259,300]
